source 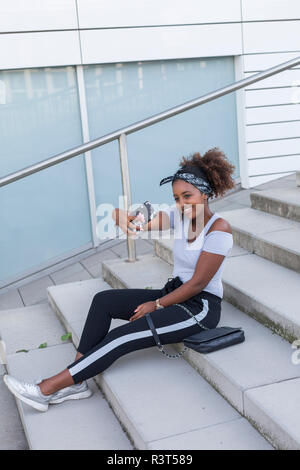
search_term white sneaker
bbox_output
[3,374,54,412]
[49,381,92,404]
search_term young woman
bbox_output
[3,148,236,412]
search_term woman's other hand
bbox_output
[129,301,157,321]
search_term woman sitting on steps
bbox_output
[3,147,235,412]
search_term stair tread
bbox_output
[0,303,66,355]
[218,207,300,253]
[102,253,173,289]
[148,417,273,450]
[251,188,300,207]
[223,253,299,325]
[5,343,133,450]
[244,377,300,450]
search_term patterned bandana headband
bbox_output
[159,165,214,198]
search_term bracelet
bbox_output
[155,299,164,310]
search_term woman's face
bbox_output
[172,180,207,221]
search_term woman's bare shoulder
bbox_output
[207,217,232,235]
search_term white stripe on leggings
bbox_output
[68,299,209,377]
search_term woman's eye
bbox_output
[174,195,190,202]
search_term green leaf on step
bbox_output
[144,286,153,289]
[16,349,29,353]
[61,332,72,342]
[38,342,47,349]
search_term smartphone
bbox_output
[129,201,156,230]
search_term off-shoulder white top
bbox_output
[162,205,233,299]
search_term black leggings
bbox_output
[67,287,222,384]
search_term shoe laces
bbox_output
[24,378,43,393]
[23,380,40,394]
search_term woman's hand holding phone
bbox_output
[112,208,141,237]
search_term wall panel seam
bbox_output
[1,17,300,35]
[249,155,299,161]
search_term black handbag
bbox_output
[183,326,245,354]
[146,276,245,359]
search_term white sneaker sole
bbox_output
[50,389,92,404]
[3,375,48,412]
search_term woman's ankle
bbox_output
[39,379,55,396]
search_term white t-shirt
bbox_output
[162,205,233,299]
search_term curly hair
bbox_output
[178,147,236,199]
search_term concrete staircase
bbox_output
[0,172,299,450]
[48,266,275,450]
[0,275,272,450]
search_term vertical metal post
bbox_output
[118,133,137,262]
[76,65,100,247]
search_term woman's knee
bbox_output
[92,289,114,306]
[85,290,114,320]
[90,289,128,319]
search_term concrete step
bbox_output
[102,251,172,290]
[223,253,300,344]
[100,254,300,449]
[154,237,174,266]
[0,297,133,450]
[296,171,300,187]
[154,237,300,343]
[47,276,273,450]
[172,300,300,450]
[250,188,300,222]
[218,207,300,273]
[0,363,28,450]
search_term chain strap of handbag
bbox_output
[146,300,209,360]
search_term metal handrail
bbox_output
[1,55,300,262]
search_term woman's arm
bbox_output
[112,208,137,235]
[143,210,172,232]
[158,278,208,308]
[159,250,226,307]
[113,208,172,233]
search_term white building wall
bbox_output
[0,0,299,188]
[241,0,300,186]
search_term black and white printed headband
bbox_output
[159,166,214,198]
